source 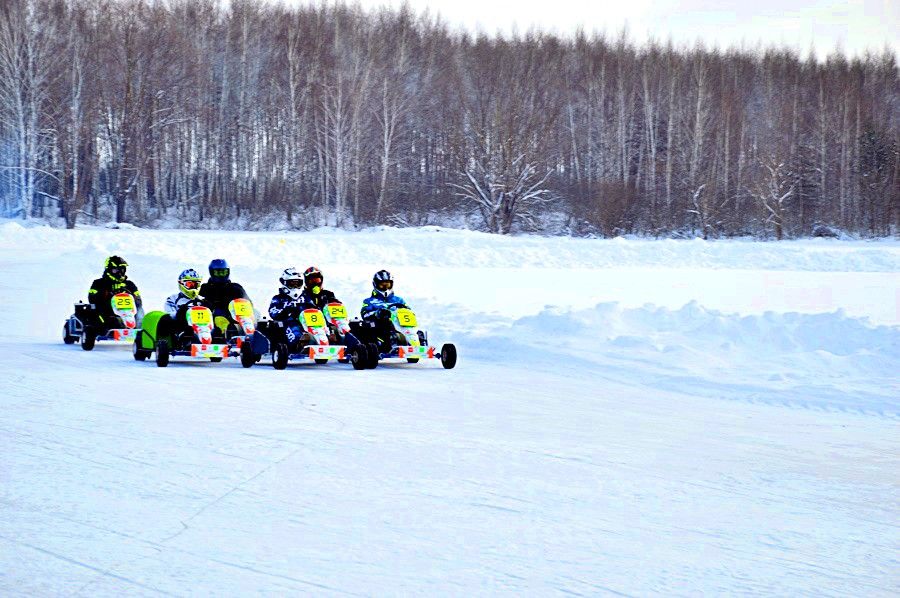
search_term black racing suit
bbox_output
[199,279,250,331]
[87,275,143,329]
[299,287,339,311]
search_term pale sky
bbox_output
[319,0,898,59]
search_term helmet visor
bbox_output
[181,279,201,290]
[376,280,393,291]
[306,275,323,287]
[284,279,303,289]
[108,266,126,277]
[211,268,229,278]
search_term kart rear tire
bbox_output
[63,323,76,344]
[272,343,289,370]
[240,343,256,368]
[132,331,150,361]
[156,340,170,367]
[366,343,380,369]
[440,343,457,369]
[80,328,96,351]
[349,345,368,370]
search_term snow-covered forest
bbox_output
[0,0,897,237]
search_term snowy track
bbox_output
[1,224,898,595]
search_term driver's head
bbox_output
[208,258,230,282]
[279,267,303,300]
[105,256,128,282]
[372,269,393,298]
[304,266,323,295]
[178,268,202,299]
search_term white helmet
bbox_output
[279,267,303,300]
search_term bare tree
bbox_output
[0,0,54,219]
[451,155,552,234]
[751,158,795,239]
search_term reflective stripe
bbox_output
[89,289,98,294]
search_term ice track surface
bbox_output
[1,223,898,596]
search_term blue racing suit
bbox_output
[268,291,316,348]
[361,292,408,321]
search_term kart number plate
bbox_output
[303,309,325,328]
[395,308,417,327]
[326,304,347,319]
[231,299,253,317]
[188,307,212,325]
[112,293,135,311]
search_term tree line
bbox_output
[0,0,897,237]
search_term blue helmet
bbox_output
[209,258,230,282]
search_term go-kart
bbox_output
[63,292,140,351]
[241,303,376,370]
[349,306,457,369]
[133,299,253,367]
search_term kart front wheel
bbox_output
[156,340,170,367]
[132,331,151,361]
[80,327,96,351]
[272,344,289,370]
[63,323,76,344]
[240,343,256,368]
[366,343,380,369]
[440,343,457,369]
[349,345,368,370]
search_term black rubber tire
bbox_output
[440,343,457,369]
[240,343,256,368]
[80,328,96,351]
[132,331,150,361]
[272,343,289,370]
[63,323,76,344]
[209,357,223,363]
[156,340,170,367]
[350,345,368,370]
[366,343,380,369]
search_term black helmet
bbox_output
[372,269,393,297]
[304,266,323,294]
[104,255,128,281]
[209,258,230,282]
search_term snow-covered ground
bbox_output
[1,223,898,596]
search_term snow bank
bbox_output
[475,302,900,417]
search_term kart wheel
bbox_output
[314,358,329,365]
[63,323,76,344]
[240,343,256,368]
[156,340,170,367]
[132,331,150,361]
[349,345,368,370]
[440,343,457,369]
[366,343,380,369]
[272,344,289,370]
[209,357,223,363]
[80,327,96,351]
